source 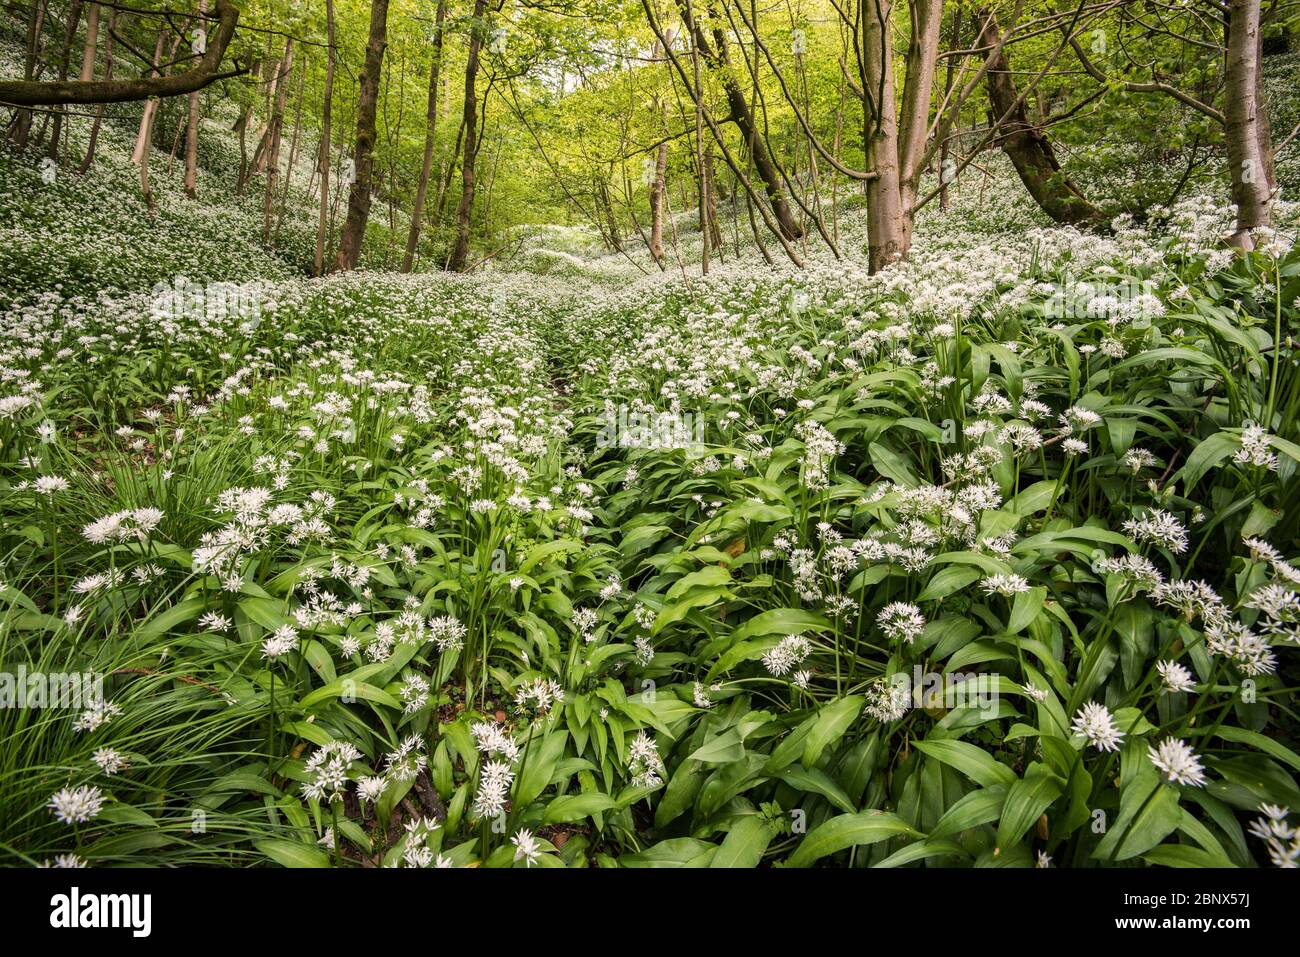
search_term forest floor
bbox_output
[2,84,1300,869]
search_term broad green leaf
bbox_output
[785,811,920,868]
[710,816,774,868]
[914,738,1017,788]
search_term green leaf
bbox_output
[255,839,331,868]
[515,729,569,807]
[1093,772,1182,862]
[651,586,733,635]
[99,804,157,828]
[1174,432,1239,492]
[618,838,716,868]
[728,608,833,644]
[929,785,1007,840]
[785,811,920,867]
[298,679,400,711]
[665,565,732,601]
[778,765,857,813]
[917,566,982,602]
[996,764,1063,852]
[688,729,746,764]
[1211,725,1300,772]
[1007,587,1046,635]
[710,815,774,868]
[802,696,864,768]
[914,738,1017,788]
[542,792,618,824]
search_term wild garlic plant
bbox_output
[2,128,1299,868]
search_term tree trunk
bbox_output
[183,0,209,197]
[1254,23,1275,190]
[598,177,623,250]
[978,10,1102,228]
[315,0,336,275]
[137,29,167,216]
[649,139,668,263]
[79,6,113,173]
[249,46,283,178]
[863,0,906,272]
[938,4,963,211]
[11,1,47,150]
[703,144,722,251]
[896,0,943,249]
[233,59,261,194]
[402,0,448,272]
[446,0,487,273]
[78,3,100,82]
[48,0,85,161]
[1224,0,1270,247]
[335,0,389,271]
[678,0,802,240]
[274,64,307,243]
[262,38,294,240]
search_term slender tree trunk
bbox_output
[335,0,390,271]
[137,29,167,216]
[649,140,668,263]
[978,9,1102,228]
[598,177,623,250]
[435,116,466,225]
[938,4,963,211]
[447,0,487,273]
[48,0,85,160]
[703,144,722,251]
[315,0,336,275]
[168,103,186,172]
[11,0,47,150]
[78,3,100,82]
[677,0,802,240]
[275,64,307,243]
[896,0,943,250]
[402,0,448,272]
[249,47,284,177]
[233,59,261,194]
[646,35,671,265]
[262,38,294,239]
[1254,22,1275,190]
[690,18,711,273]
[183,0,209,197]
[80,6,113,173]
[1225,0,1270,247]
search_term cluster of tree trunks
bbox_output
[0,0,1283,269]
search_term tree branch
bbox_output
[0,0,242,107]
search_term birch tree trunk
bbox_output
[896,0,943,251]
